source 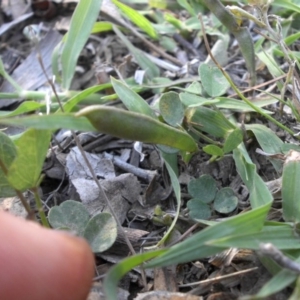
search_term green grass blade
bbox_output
[91,22,113,33]
[246,123,284,171]
[77,106,198,152]
[256,255,300,298]
[112,0,158,39]
[113,25,160,79]
[177,0,196,16]
[282,152,300,222]
[61,0,103,89]
[0,114,96,132]
[103,249,167,300]
[0,101,45,117]
[155,151,181,246]
[186,106,236,138]
[57,84,112,113]
[209,225,300,250]
[273,0,300,14]
[51,41,63,84]
[111,77,157,118]
[233,146,273,208]
[146,203,270,268]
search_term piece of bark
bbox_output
[154,267,178,293]
[103,227,149,256]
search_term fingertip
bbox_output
[0,211,94,300]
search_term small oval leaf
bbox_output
[199,63,230,97]
[83,212,117,253]
[188,175,217,203]
[7,129,52,191]
[223,128,243,154]
[159,91,184,126]
[111,77,157,118]
[48,200,90,237]
[214,187,238,214]
[203,144,224,156]
[187,198,211,220]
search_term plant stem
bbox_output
[0,158,32,214]
[0,90,106,103]
[31,187,50,228]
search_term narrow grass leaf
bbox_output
[288,276,300,300]
[61,0,103,89]
[185,106,236,138]
[0,114,96,132]
[272,0,300,14]
[233,26,256,85]
[112,0,158,39]
[111,77,157,118]
[77,106,198,152]
[113,25,160,79]
[256,255,300,298]
[282,152,300,222]
[0,57,22,91]
[155,151,182,246]
[256,50,284,79]
[223,128,243,154]
[51,41,63,84]
[180,92,216,107]
[91,22,113,33]
[233,146,273,209]
[177,0,196,16]
[181,93,276,113]
[216,97,276,113]
[57,84,112,113]
[246,124,283,154]
[147,203,270,268]
[246,123,284,171]
[0,101,44,117]
[103,249,168,300]
[209,225,300,250]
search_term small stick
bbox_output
[259,243,300,274]
[104,152,156,182]
[179,266,258,288]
